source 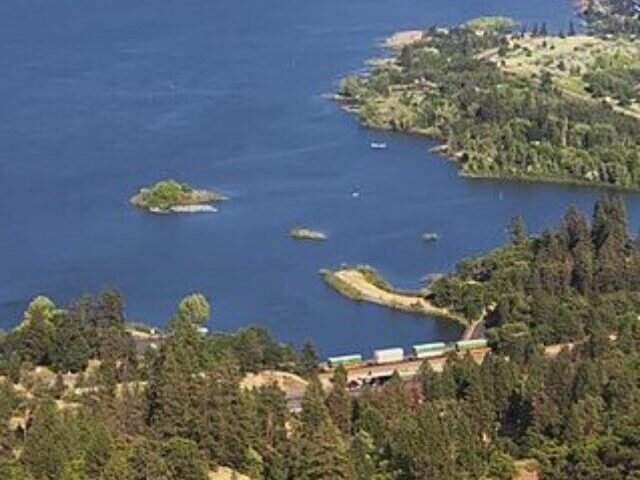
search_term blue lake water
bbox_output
[1,0,636,357]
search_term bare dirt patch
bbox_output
[241,370,307,397]
[385,30,424,48]
[209,467,251,480]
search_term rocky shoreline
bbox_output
[148,204,218,215]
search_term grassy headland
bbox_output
[485,34,640,119]
[340,17,640,189]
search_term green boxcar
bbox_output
[327,354,363,368]
[413,342,446,358]
[455,339,488,351]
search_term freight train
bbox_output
[325,339,488,369]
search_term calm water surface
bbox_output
[1,0,633,357]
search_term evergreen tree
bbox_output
[350,430,394,480]
[540,22,548,36]
[254,385,290,480]
[129,439,169,480]
[161,437,208,480]
[300,341,319,376]
[296,374,355,479]
[147,297,207,439]
[96,288,126,329]
[14,310,55,366]
[198,358,254,470]
[0,459,33,480]
[22,400,69,480]
[297,417,355,480]
[326,366,352,436]
[51,312,91,373]
[419,361,443,401]
[111,382,147,438]
[562,205,590,250]
[146,338,200,439]
[0,382,19,460]
[508,215,527,247]
[101,449,134,480]
[592,196,629,292]
[378,372,410,419]
[300,375,329,434]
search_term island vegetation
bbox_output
[130,179,225,213]
[340,16,640,189]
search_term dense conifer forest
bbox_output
[2,197,640,479]
[430,195,640,346]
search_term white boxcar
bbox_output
[373,348,404,365]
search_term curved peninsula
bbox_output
[321,265,471,325]
[340,16,640,190]
[130,179,225,214]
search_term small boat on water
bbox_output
[370,142,387,149]
[422,232,440,242]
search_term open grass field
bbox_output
[485,34,640,119]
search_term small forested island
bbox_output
[130,179,225,214]
[340,15,640,189]
[289,227,328,241]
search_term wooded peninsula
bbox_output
[340,15,640,189]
